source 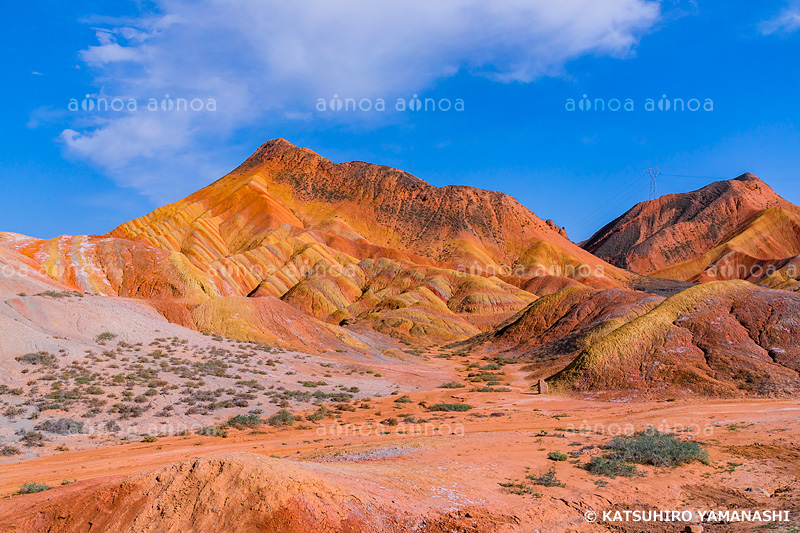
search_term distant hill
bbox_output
[582,173,800,289]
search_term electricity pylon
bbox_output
[646,167,660,200]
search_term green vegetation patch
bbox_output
[547,451,568,462]
[227,413,263,429]
[585,456,637,478]
[528,468,565,487]
[427,403,473,412]
[606,428,709,467]
[198,426,228,437]
[19,482,51,494]
[267,409,295,428]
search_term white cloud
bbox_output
[760,5,800,35]
[61,0,661,200]
[81,43,144,64]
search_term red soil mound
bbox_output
[0,454,396,533]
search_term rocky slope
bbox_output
[462,280,800,396]
[0,233,373,354]
[654,206,800,287]
[582,174,800,286]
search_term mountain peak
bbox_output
[110,138,622,285]
[235,138,317,171]
[582,173,799,275]
[733,172,762,182]
[256,137,303,153]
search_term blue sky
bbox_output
[2,0,800,242]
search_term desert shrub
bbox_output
[198,426,228,437]
[18,430,46,447]
[585,456,637,478]
[44,388,81,402]
[16,352,57,366]
[19,482,50,494]
[528,468,565,487]
[473,386,511,392]
[193,360,229,377]
[300,380,327,388]
[37,290,78,299]
[142,435,158,443]
[227,413,263,429]
[4,407,25,417]
[44,290,68,298]
[236,379,265,390]
[547,451,568,462]
[306,406,333,422]
[393,395,413,404]
[439,381,465,389]
[316,392,353,402]
[498,480,541,496]
[270,389,312,403]
[0,445,22,456]
[427,403,473,412]
[606,428,709,467]
[467,372,504,383]
[35,418,86,435]
[96,332,118,342]
[109,403,144,418]
[267,409,295,428]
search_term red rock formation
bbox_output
[112,138,621,281]
[4,139,626,346]
[582,174,800,285]
[465,280,800,396]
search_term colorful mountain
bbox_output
[3,139,627,347]
[582,174,800,288]
[462,280,800,396]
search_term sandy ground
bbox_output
[1,348,798,532]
